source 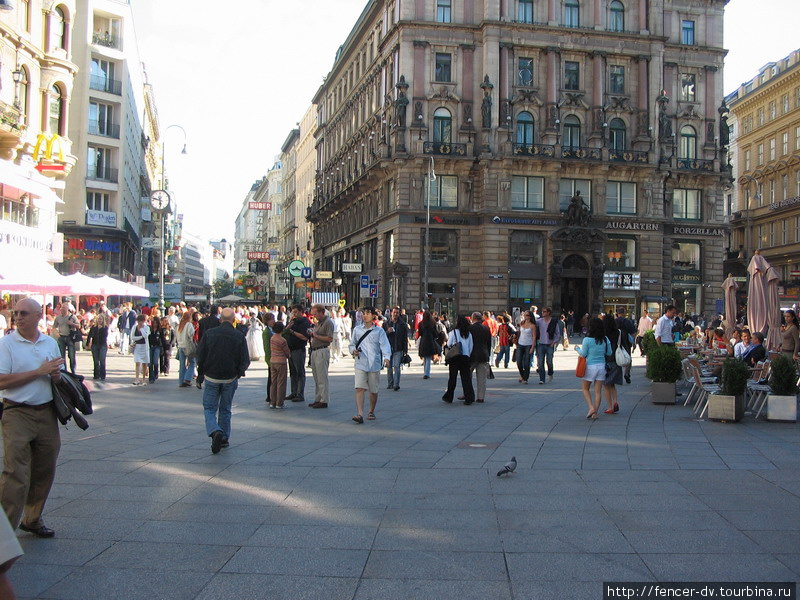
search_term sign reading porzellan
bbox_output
[670,226,725,236]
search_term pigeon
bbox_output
[496,456,517,477]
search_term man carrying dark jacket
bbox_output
[196,308,250,454]
[470,312,492,403]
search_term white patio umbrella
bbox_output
[0,260,75,295]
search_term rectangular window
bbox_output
[518,57,534,87]
[673,188,701,220]
[511,176,544,210]
[796,216,800,242]
[757,108,764,126]
[783,174,789,200]
[430,175,457,207]
[564,2,579,27]
[510,231,544,264]
[435,53,451,83]
[783,132,789,156]
[769,179,775,203]
[796,170,800,196]
[796,126,800,150]
[783,94,790,114]
[436,0,451,23]
[607,181,636,214]
[19,0,30,32]
[783,219,788,245]
[86,191,110,212]
[680,73,696,102]
[564,61,579,90]
[609,66,625,94]
[770,221,776,244]
[757,182,764,207]
[559,178,591,212]
[769,101,776,120]
[672,242,701,271]
[758,143,764,165]
[518,0,533,23]
[88,101,115,137]
[770,138,776,161]
[428,229,457,265]
[681,20,695,44]
[744,149,751,171]
[510,279,543,303]
[605,236,637,269]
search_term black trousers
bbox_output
[442,355,474,403]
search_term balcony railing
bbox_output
[609,149,649,164]
[512,143,556,157]
[89,75,122,95]
[423,141,467,156]
[88,122,120,139]
[0,100,23,133]
[92,32,121,49]
[561,146,602,160]
[87,166,118,182]
[676,158,714,172]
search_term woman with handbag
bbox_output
[416,311,439,379]
[515,311,536,383]
[575,317,612,419]
[602,314,623,414]
[176,310,197,388]
[442,315,475,404]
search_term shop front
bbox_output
[671,240,703,315]
[602,270,641,316]
[62,236,122,276]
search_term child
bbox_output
[269,322,290,408]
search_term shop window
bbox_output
[672,241,701,271]
[435,53,451,82]
[518,57,534,86]
[559,178,591,212]
[0,185,38,227]
[605,236,636,269]
[673,188,701,220]
[510,279,543,304]
[607,181,636,214]
[427,229,458,265]
[510,230,544,264]
[430,175,457,208]
[608,0,624,31]
[515,111,534,145]
[518,0,533,23]
[511,176,544,210]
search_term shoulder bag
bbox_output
[615,331,632,367]
[444,332,462,364]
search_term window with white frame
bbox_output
[433,107,452,143]
[783,219,788,245]
[783,94,790,114]
[518,0,533,23]
[607,181,636,214]
[758,143,764,165]
[769,101,776,120]
[559,178,591,212]
[679,125,697,159]
[511,176,544,210]
[796,170,800,196]
[783,132,789,156]
[744,149,751,171]
[796,126,800,150]
[769,179,775,203]
[515,111,535,145]
[783,174,789,200]
[673,188,701,220]
[436,0,451,23]
[430,175,457,208]
[757,108,764,126]
[795,216,800,242]
[86,191,110,212]
[609,119,626,151]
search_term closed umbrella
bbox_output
[765,263,782,351]
[746,250,781,348]
[722,274,738,338]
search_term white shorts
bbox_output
[583,363,606,382]
[354,369,379,394]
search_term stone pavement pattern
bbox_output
[5,346,800,599]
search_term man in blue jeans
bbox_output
[535,307,558,384]
[195,308,250,454]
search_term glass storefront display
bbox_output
[62,236,121,276]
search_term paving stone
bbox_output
[195,574,359,600]
[505,552,653,581]
[363,550,508,581]
[222,546,369,577]
[86,541,238,572]
[36,567,213,600]
[353,578,512,600]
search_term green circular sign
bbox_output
[288,260,305,277]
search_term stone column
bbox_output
[500,43,511,129]
[639,0,648,31]
[548,0,556,25]
[594,0,602,28]
[590,52,605,142]
[461,44,475,133]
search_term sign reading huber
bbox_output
[248,201,272,210]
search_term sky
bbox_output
[131,0,798,244]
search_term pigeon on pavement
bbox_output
[496,456,517,477]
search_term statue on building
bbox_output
[480,75,494,129]
[718,101,730,148]
[657,90,672,141]
[395,75,409,128]
[564,191,590,228]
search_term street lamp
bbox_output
[11,66,22,109]
[159,124,188,308]
[423,156,435,309]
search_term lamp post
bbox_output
[159,124,187,308]
[422,156,435,309]
[11,66,22,109]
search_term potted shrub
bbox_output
[767,353,798,422]
[708,357,748,422]
[646,344,682,404]
[641,330,657,358]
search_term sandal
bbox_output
[352,415,364,424]
[613,402,620,413]
[367,412,376,420]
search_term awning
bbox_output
[0,161,63,205]
[0,258,74,295]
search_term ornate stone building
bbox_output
[308,0,730,317]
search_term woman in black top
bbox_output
[159,317,175,375]
[86,314,109,381]
[602,313,622,414]
[416,310,440,379]
[148,316,163,383]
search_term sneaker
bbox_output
[539,380,545,385]
[211,431,224,454]
[624,375,631,384]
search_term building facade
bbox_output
[308,0,730,317]
[278,128,300,303]
[59,0,153,282]
[728,48,800,307]
[0,1,78,275]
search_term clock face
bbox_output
[150,190,170,211]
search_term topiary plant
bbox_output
[641,329,657,357]
[769,353,799,396]
[719,357,749,396]
[645,344,683,382]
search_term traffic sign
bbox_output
[301,267,312,279]
[288,260,305,277]
[369,284,378,298]
[360,275,369,288]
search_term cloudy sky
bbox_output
[131,0,798,243]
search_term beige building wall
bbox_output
[295,105,317,269]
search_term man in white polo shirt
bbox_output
[655,305,678,346]
[0,297,64,538]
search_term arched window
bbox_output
[433,107,452,143]
[609,118,626,151]
[564,0,580,27]
[516,111,535,145]
[50,6,67,51]
[680,125,697,159]
[609,0,624,31]
[563,115,581,148]
[49,83,64,135]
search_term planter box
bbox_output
[767,394,798,422]
[708,393,745,422]
[651,381,677,405]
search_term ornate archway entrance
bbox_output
[560,254,590,318]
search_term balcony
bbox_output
[423,142,467,156]
[89,75,122,95]
[676,158,714,172]
[92,32,121,50]
[0,101,24,155]
[512,143,556,158]
[88,121,120,139]
[87,165,118,182]
[561,146,602,160]
[609,149,649,164]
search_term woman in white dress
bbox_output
[246,310,265,360]
[131,314,150,385]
